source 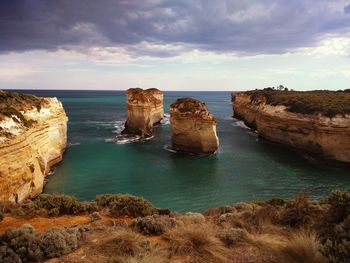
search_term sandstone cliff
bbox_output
[0,90,68,202]
[170,98,219,155]
[233,91,350,163]
[122,88,164,138]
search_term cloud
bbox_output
[0,0,350,57]
[345,3,350,13]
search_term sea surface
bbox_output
[14,90,350,212]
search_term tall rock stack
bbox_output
[123,88,164,138]
[0,90,68,202]
[170,98,219,155]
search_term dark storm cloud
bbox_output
[0,0,350,56]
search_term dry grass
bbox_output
[163,223,230,263]
[108,249,169,263]
[105,229,149,257]
[1,191,349,262]
[276,231,327,263]
[246,230,327,263]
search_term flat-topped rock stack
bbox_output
[170,98,219,155]
[122,88,164,138]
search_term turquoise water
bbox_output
[18,90,350,212]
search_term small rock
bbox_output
[21,224,34,230]
[89,211,102,222]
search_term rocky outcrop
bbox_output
[233,92,350,163]
[122,88,164,138]
[170,98,219,155]
[0,90,68,202]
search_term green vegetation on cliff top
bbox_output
[0,90,48,128]
[242,89,350,117]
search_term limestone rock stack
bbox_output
[170,98,219,155]
[123,88,164,138]
[0,90,68,202]
[233,92,350,163]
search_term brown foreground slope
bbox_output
[0,192,349,263]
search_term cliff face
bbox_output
[0,91,68,202]
[123,88,164,138]
[233,92,350,163]
[170,98,219,155]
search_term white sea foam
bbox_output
[160,114,170,125]
[112,120,125,134]
[232,120,250,130]
[163,144,177,153]
[115,134,142,144]
[47,168,56,176]
[68,142,80,147]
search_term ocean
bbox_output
[15,90,350,212]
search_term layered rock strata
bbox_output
[233,92,350,163]
[0,90,68,202]
[122,88,164,138]
[170,98,219,155]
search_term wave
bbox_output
[231,120,250,130]
[68,142,80,147]
[163,144,177,153]
[47,168,56,176]
[105,134,156,145]
[160,114,170,125]
[112,120,126,134]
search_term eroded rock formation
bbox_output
[233,92,350,163]
[0,90,68,202]
[170,98,219,155]
[123,88,164,138]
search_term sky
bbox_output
[0,0,350,91]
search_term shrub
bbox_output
[320,238,350,263]
[163,223,230,263]
[0,246,21,263]
[185,212,206,224]
[325,190,350,224]
[133,215,177,235]
[89,211,102,222]
[316,191,350,247]
[30,194,84,216]
[95,194,157,217]
[279,194,318,227]
[40,227,80,258]
[0,226,81,262]
[218,228,248,246]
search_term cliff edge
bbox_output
[0,90,68,202]
[170,98,219,155]
[122,88,164,138]
[232,89,350,163]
